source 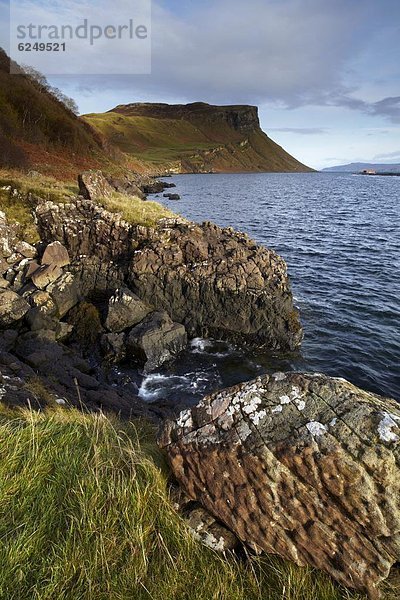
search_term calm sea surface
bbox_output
[136,172,399,407]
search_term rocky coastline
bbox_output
[0,170,302,417]
[1,170,399,598]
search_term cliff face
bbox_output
[84,102,313,174]
[111,102,261,133]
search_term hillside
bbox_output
[84,102,313,174]
[0,49,157,179]
[322,162,400,173]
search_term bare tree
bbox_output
[22,65,79,115]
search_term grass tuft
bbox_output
[0,404,397,599]
[99,191,180,228]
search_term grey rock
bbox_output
[127,311,187,372]
[105,287,152,333]
[78,170,114,201]
[101,332,126,363]
[106,176,146,200]
[46,272,81,317]
[14,241,37,259]
[0,289,30,327]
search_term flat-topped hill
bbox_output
[85,102,313,174]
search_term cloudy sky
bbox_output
[1,0,400,169]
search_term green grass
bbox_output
[99,191,180,227]
[83,113,223,166]
[0,169,179,237]
[0,404,397,600]
[0,168,78,242]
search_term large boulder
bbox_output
[104,287,152,333]
[159,373,400,599]
[127,311,187,372]
[41,241,70,268]
[106,176,146,200]
[0,289,30,327]
[78,170,114,201]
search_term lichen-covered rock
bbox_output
[104,287,152,333]
[0,289,30,327]
[159,373,400,599]
[14,241,37,259]
[78,170,114,201]
[127,311,187,372]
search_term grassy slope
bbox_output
[84,110,312,173]
[2,403,392,600]
[0,169,177,243]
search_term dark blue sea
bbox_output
[136,172,399,407]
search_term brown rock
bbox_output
[78,170,114,201]
[25,260,41,280]
[31,264,63,289]
[42,241,70,267]
[159,373,400,599]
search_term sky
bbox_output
[1,0,399,169]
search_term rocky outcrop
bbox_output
[0,329,154,419]
[0,207,191,377]
[105,174,146,200]
[127,311,187,373]
[36,199,302,350]
[159,372,400,599]
[129,221,302,349]
[36,199,134,265]
[110,102,261,134]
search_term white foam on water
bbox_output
[190,337,232,358]
[138,370,220,403]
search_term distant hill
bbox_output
[322,162,400,173]
[84,102,313,174]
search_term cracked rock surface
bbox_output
[159,372,400,599]
[36,199,302,350]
